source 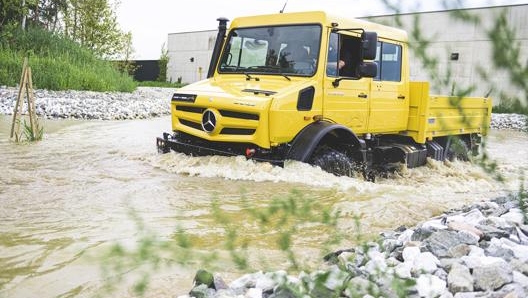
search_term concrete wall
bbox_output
[166,5,527,103]
[366,4,528,101]
[167,30,217,83]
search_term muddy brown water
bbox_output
[0,115,526,297]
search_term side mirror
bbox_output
[361,31,377,60]
[357,62,377,78]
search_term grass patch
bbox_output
[492,97,528,115]
[136,80,185,88]
[0,27,136,92]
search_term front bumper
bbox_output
[156,132,285,166]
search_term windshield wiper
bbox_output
[280,73,291,81]
[246,65,291,81]
[244,72,260,81]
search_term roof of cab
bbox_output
[228,10,408,42]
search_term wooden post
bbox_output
[10,57,38,141]
[26,67,37,133]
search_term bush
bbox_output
[492,97,528,114]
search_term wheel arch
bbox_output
[286,121,364,162]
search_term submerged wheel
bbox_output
[309,146,358,177]
[446,137,470,161]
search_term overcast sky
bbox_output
[116,0,527,60]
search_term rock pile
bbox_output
[490,113,528,132]
[180,196,528,298]
[0,86,175,120]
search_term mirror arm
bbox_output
[332,78,343,88]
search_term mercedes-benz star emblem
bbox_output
[201,109,216,133]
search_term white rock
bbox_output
[468,245,485,257]
[402,246,421,263]
[458,229,481,244]
[395,262,412,279]
[501,209,526,226]
[482,201,500,210]
[397,229,414,244]
[438,290,455,298]
[245,288,262,298]
[337,251,355,266]
[422,218,448,230]
[416,274,446,298]
[365,250,388,274]
[413,252,440,274]
[229,271,264,289]
[500,237,528,261]
[487,216,513,229]
[448,209,486,226]
[255,274,275,291]
[323,266,349,290]
[461,255,505,269]
[513,270,528,286]
[516,226,528,244]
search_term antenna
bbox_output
[280,0,288,13]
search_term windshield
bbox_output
[218,24,322,76]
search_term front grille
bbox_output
[176,105,258,135]
[176,105,204,113]
[220,128,256,135]
[179,119,202,130]
[219,110,259,120]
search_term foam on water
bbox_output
[147,150,506,200]
[148,152,389,192]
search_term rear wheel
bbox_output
[309,146,358,177]
[446,137,470,161]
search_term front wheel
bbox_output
[309,146,358,177]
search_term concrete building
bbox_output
[367,4,528,102]
[167,30,217,83]
[166,4,527,103]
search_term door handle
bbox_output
[397,95,406,99]
[358,93,368,98]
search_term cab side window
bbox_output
[326,33,362,78]
[374,42,402,82]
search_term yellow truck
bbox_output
[157,11,491,179]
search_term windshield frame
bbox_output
[217,23,322,77]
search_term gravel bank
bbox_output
[0,86,526,132]
[183,196,528,298]
[0,86,176,120]
[490,113,528,132]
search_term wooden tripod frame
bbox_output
[10,57,38,141]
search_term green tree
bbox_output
[62,0,126,58]
[26,0,68,31]
[157,42,169,82]
[0,0,25,31]
[1,0,66,32]
[114,31,138,76]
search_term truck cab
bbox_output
[157,11,491,178]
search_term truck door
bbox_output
[368,41,409,133]
[323,33,370,134]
